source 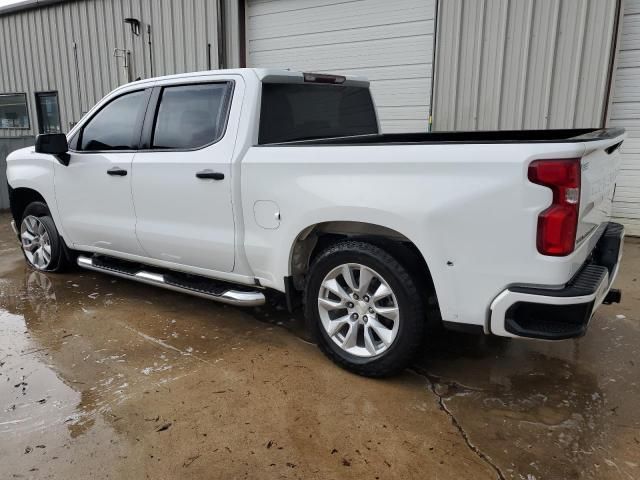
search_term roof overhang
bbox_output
[0,0,70,16]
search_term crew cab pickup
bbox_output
[6,68,625,376]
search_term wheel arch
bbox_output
[287,221,441,320]
[9,186,48,224]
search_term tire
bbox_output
[305,240,426,377]
[19,201,73,272]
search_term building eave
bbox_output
[0,0,72,16]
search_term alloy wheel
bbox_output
[20,215,52,270]
[317,263,400,357]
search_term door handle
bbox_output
[196,170,224,180]
[107,167,128,176]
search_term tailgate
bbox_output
[576,131,625,245]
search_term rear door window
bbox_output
[151,83,232,150]
[259,83,378,144]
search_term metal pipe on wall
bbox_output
[217,0,226,69]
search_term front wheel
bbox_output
[305,240,426,377]
[19,202,72,272]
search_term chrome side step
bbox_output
[77,255,265,307]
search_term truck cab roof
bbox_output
[124,68,370,88]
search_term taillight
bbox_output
[528,158,581,256]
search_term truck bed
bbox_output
[263,128,625,146]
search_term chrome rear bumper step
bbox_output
[77,255,265,307]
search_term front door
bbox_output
[55,88,151,255]
[131,80,237,272]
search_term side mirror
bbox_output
[35,133,70,166]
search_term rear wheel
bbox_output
[19,202,73,272]
[305,240,426,377]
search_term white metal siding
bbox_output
[246,0,436,133]
[608,0,640,236]
[433,0,618,131]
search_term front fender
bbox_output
[6,148,67,241]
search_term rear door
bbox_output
[131,79,237,272]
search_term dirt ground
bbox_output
[0,212,638,480]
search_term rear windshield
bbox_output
[258,83,378,144]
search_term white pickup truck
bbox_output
[6,68,625,376]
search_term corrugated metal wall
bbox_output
[0,136,35,210]
[608,0,640,235]
[433,0,619,131]
[0,0,240,138]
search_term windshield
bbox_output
[258,83,378,144]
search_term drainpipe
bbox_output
[217,0,226,69]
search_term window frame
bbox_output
[138,80,235,153]
[0,92,31,130]
[34,90,62,134]
[70,87,153,154]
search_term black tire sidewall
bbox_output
[20,202,63,272]
[305,241,424,375]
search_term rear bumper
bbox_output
[490,222,624,340]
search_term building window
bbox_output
[35,91,62,134]
[0,93,29,129]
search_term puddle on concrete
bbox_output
[414,307,640,479]
[0,213,638,479]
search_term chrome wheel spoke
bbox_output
[21,232,37,251]
[318,296,344,312]
[363,326,378,355]
[33,248,42,267]
[341,264,357,292]
[372,283,391,301]
[322,278,351,303]
[356,266,374,295]
[42,245,52,263]
[368,318,393,346]
[374,305,399,322]
[341,323,359,350]
[26,216,38,234]
[326,315,350,337]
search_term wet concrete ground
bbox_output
[0,212,638,480]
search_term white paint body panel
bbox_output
[53,151,145,255]
[240,140,621,328]
[5,68,625,334]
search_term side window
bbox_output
[80,90,148,151]
[0,93,29,129]
[152,83,232,150]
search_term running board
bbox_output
[77,255,265,307]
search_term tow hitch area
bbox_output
[603,288,622,305]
